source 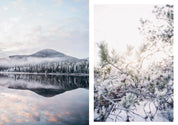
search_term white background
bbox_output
[89,0,177,125]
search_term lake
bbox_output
[0,73,89,125]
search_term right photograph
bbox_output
[94,5,173,122]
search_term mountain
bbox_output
[30,49,65,58]
[9,49,75,59]
[0,49,89,74]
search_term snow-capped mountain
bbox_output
[9,49,76,59]
[0,49,78,66]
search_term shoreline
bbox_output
[0,72,89,76]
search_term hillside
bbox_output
[0,49,89,74]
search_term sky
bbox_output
[0,0,88,59]
[94,5,155,64]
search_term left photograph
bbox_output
[0,0,89,125]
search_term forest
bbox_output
[0,59,89,74]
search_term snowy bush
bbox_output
[94,5,173,122]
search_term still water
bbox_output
[0,73,89,125]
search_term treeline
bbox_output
[0,59,89,74]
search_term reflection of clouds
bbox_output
[65,112,71,116]
[0,87,88,125]
[0,114,10,123]
[16,119,22,124]
[46,113,60,122]
[57,114,62,118]
[23,112,32,118]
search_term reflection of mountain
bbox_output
[0,74,89,97]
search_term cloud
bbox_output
[11,17,21,23]
[11,0,23,6]
[74,0,88,2]
[0,21,88,58]
[3,7,9,11]
[74,0,85,2]
[39,12,44,17]
[0,0,88,59]
[53,0,63,6]
[71,7,77,12]
[33,25,42,32]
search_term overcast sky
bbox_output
[0,0,88,59]
[94,5,155,64]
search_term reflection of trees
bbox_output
[94,5,173,122]
[0,74,89,97]
[4,74,89,89]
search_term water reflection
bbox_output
[0,74,88,97]
[0,73,89,125]
[0,87,89,125]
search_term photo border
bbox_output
[89,0,177,125]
